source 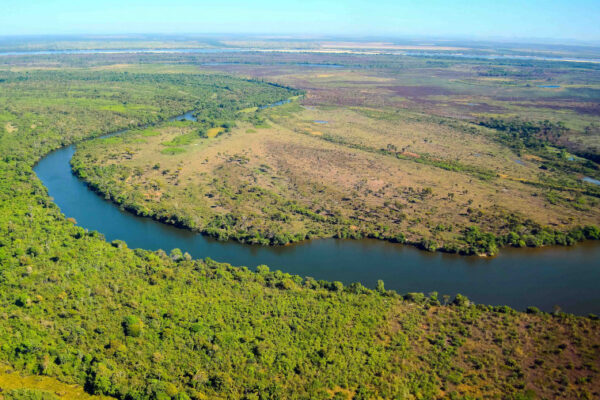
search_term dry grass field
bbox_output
[73,64,600,253]
[51,52,598,253]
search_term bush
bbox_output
[376,279,385,294]
[170,248,183,261]
[123,315,143,337]
[403,292,425,303]
[347,282,368,294]
[461,226,498,255]
[277,278,296,290]
[419,238,437,252]
[452,294,471,307]
[256,265,270,274]
[584,225,600,240]
[391,233,406,243]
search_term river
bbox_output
[33,111,600,315]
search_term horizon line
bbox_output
[0,33,599,47]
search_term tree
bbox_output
[123,315,143,337]
[376,280,385,294]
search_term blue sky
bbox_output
[1,0,599,42]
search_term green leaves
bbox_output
[122,315,143,337]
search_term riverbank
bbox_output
[33,115,600,314]
[69,100,600,256]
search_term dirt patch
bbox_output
[401,151,420,158]
[523,154,544,162]
[4,123,16,133]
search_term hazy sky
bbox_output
[1,0,599,42]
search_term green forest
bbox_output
[0,69,599,400]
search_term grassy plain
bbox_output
[72,56,600,253]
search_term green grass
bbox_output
[161,132,198,147]
[160,146,186,155]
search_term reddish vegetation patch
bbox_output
[387,305,600,399]
[455,101,506,114]
[385,85,456,98]
[514,101,600,116]
[302,88,385,107]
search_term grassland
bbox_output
[71,57,600,254]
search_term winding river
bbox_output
[33,112,600,315]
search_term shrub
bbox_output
[256,265,270,274]
[277,278,296,290]
[376,280,385,294]
[347,282,368,294]
[170,248,183,261]
[123,315,143,337]
[452,294,471,307]
[403,292,425,303]
[391,233,406,243]
[419,238,437,252]
[584,225,600,240]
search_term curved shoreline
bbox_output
[30,108,600,314]
[68,109,598,257]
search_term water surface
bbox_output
[583,176,600,186]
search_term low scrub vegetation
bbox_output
[72,99,599,255]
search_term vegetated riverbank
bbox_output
[67,157,600,257]
[33,138,600,314]
[37,107,600,315]
[70,101,600,257]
